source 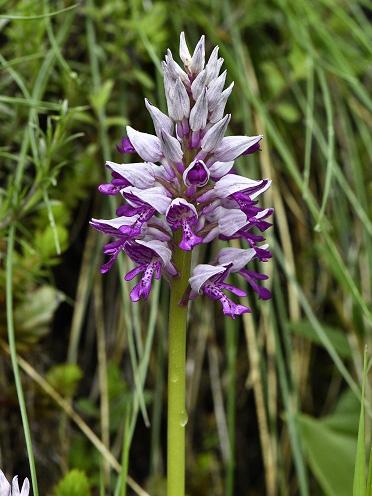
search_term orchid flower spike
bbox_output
[91,32,273,315]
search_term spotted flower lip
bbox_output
[91,32,272,315]
[124,239,177,302]
[0,470,30,496]
[166,198,203,251]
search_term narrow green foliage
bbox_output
[353,349,368,496]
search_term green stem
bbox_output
[6,225,39,495]
[167,238,192,496]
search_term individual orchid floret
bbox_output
[124,239,176,301]
[90,217,136,273]
[117,186,171,236]
[0,470,30,496]
[216,247,272,300]
[166,199,203,251]
[189,264,250,318]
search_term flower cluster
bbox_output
[0,470,29,496]
[91,33,272,318]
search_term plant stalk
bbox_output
[167,236,192,496]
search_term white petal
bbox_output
[212,135,262,162]
[136,239,172,266]
[209,82,234,123]
[190,35,205,74]
[123,186,171,214]
[0,470,10,496]
[11,477,20,496]
[91,215,139,229]
[205,46,220,84]
[216,247,256,271]
[106,161,156,189]
[189,88,208,131]
[208,160,234,179]
[166,78,190,121]
[145,99,173,136]
[189,264,226,293]
[126,126,162,162]
[214,173,270,199]
[213,206,247,235]
[191,69,207,100]
[207,70,227,109]
[160,130,183,163]
[201,114,231,152]
[20,478,30,496]
[179,32,192,67]
[165,50,189,84]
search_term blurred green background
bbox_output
[0,0,371,495]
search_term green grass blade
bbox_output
[353,347,368,496]
[6,224,39,496]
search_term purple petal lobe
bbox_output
[183,160,210,187]
[116,136,135,154]
[98,183,120,195]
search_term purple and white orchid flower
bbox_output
[91,33,272,313]
[0,470,30,496]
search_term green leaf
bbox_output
[322,389,359,435]
[276,102,301,123]
[13,285,65,344]
[353,348,368,496]
[298,414,356,496]
[288,320,351,358]
[90,80,113,114]
[367,447,372,496]
[46,364,83,397]
[34,224,68,259]
[53,469,91,496]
